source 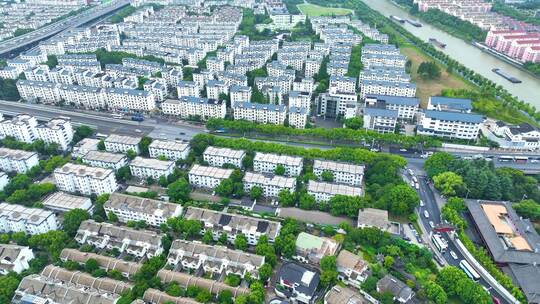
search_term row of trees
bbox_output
[0,137,60,156]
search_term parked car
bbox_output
[450,250,458,260]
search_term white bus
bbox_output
[431,234,448,253]
[498,155,513,162]
[459,260,480,282]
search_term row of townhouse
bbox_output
[0,114,73,150]
[60,248,142,279]
[0,148,39,173]
[167,239,265,278]
[75,219,163,258]
[17,80,157,111]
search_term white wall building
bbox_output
[0,203,58,235]
[42,191,93,214]
[149,139,190,161]
[161,98,226,120]
[313,160,364,186]
[307,180,363,202]
[203,146,246,168]
[0,244,34,275]
[288,107,308,129]
[54,163,118,195]
[363,108,399,134]
[104,193,183,227]
[253,152,303,177]
[188,164,233,189]
[35,117,74,151]
[243,172,296,198]
[104,134,141,154]
[0,114,38,143]
[233,102,287,125]
[417,110,484,140]
[0,148,39,173]
[81,150,128,170]
[130,157,175,180]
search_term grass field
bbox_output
[399,44,475,107]
[297,3,353,17]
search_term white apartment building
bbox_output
[243,172,296,198]
[305,59,321,78]
[177,81,200,98]
[0,203,58,235]
[41,191,93,214]
[313,160,365,186]
[427,96,472,113]
[206,80,228,100]
[57,84,105,109]
[288,91,311,109]
[72,138,100,158]
[203,146,246,168]
[361,53,407,69]
[363,108,399,134]
[81,150,128,170]
[75,220,163,258]
[293,77,315,94]
[0,172,8,191]
[130,157,175,180]
[103,88,156,111]
[53,163,118,195]
[0,244,34,275]
[253,152,303,177]
[161,98,226,120]
[307,180,363,202]
[104,134,142,154]
[288,107,308,129]
[364,95,419,121]
[233,102,287,125]
[0,114,38,143]
[360,80,416,98]
[149,139,190,161]
[0,148,39,173]
[184,207,281,245]
[417,110,484,140]
[230,85,252,104]
[104,193,183,227]
[16,80,60,103]
[188,164,233,189]
[35,117,74,151]
[318,92,358,119]
[329,76,357,95]
[167,240,265,278]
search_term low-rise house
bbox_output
[167,240,265,278]
[60,248,142,279]
[75,220,163,258]
[158,269,250,298]
[294,232,340,264]
[143,288,200,304]
[376,274,415,303]
[357,208,401,236]
[188,164,233,189]
[275,262,320,304]
[104,193,182,227]
[41,191,93,214]
[149,139,190,160]
[82,150,128,170]
[203,146,246,168]
[72,137,100,158]
[0,244,34,275]
[183,207,281,245]
[324,285,369,304]
[129,156,175,179]
[336,249,369,288]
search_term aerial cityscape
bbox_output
[0,0,539,304]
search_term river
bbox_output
[361,0,540,109]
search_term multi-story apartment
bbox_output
[167,240,265,278]
[336,249,369,288]
[360,80,416,98]
[0,148,39,173]
[184,207,281,245]
[16,80,60,103]
[206,80,229,100]
[0,114,38,143]
[188,164,233,189]
[35,117,74,151]
[362,44,401,56]
[361,53,407,69]
[288,91,312,109]
[0,244,34,275]
[0,172,8,191]
[230,85,252,104]
[203,146,246,168]
[307,180,363,202]
[75,220,163,258]
[130,156,175,179]
[53,163,118,195]
[42,191,93,214]
[288,106,308,129]
[417,110,484,140]
[293,77,315,94]
[318,92,358,119]
[149,139,190,161]
[363,108,399,134]
[0,203,58,235]
[253,152,303,177]
[243,172,296,198]
[103,87,156,111]
[161,97,226,120]
[104,134,142,154]
[427,96,472,113]
[177,80,200,98]
[329,75,357,94]
[364,94,419,121]
[233,102,287,125]
[313,160,364,186]
[104,193,183,227]
[81,150,128,170]
[72,138,100,158]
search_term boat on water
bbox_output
[492,68,522,83]
[390,15,405,23]
[407,19,422,27]
[428,38,446,48]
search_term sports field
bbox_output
[297,3,353,17]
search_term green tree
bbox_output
[424,152,454,178]
[278,189,296,207]
[343,117,363,130]
[258,263,273,282]
[72,125,94,143]
[433,171,464,196]
[250,185,263,200]
[299,193,316,210]
[202,230,213,244]
[274,164,286,176]
[424,281,448,304]
[126,149,137,160]
[321,170,334,182]
[217,290,234,304]
[138,136,152,156]
[63,209,90,237]
[224,274,241,287]
[85,258,99,273]
[116,166,132,182]
[319,255,338,287]
[417,61,441,80]
[234,233,248,251]
[97,140,106,151]
[215,179,234,197]
[166,178,191,203]
[377,184,419,216]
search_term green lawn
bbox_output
[297,3,353,17]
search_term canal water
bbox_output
[361,0,540,108]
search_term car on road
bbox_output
[370,148,380,152]
[415,182,420,190]
[531,159,539,163]
[424,210,430,218]
[135,129,141,133]
[429,221,435,228]
[420,200,425,207]
[179,132,186,135]
[408,169,414,175]
[399,148,407,152]
[410,181,415,187]
[450,250,458,260]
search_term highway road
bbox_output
[0,0,130,57]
